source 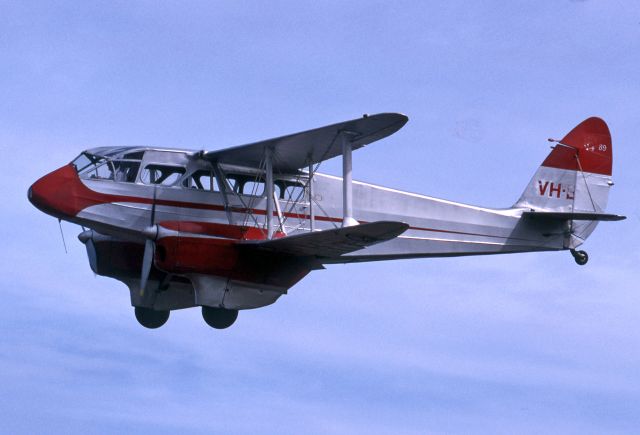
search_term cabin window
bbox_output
[141,164,185,186]
[274,180,305,201]
[283,183,304,201]
[226,176,239,193]
[242,180,265,196]
[223,173,266,197]
[113,161,140,183]
[183,169,221,191]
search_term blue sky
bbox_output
[1,1,640,433]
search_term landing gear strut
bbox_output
[202,306,238,329]
[135,307,170,329]
[570,249,589,266]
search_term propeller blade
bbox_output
[78,230,98,273]
[150,186,157,225]
[139,238,154,297]
[139,186,160,302]
[86,238,98,273]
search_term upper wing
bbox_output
[239,221,409,258]
[522,211,626,221]
[203,113,408,173]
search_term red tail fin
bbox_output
[542,117,612,176]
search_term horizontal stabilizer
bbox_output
[522,211,626,221]
[240,221,409,257]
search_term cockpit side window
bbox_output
[74,153,142,183]
[75,154,114,181]
[141,164,186,186]
[72,153,95,173]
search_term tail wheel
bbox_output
[571,249,589,266]
[134,307,170,329]
[202,306,238,329]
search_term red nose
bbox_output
[28,164,81,219]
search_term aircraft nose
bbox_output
[28,171,59,217]
[28,164,80,219]
[28,178,47,211]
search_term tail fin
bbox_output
[516,117,615,248]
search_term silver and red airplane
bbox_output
[28,113,625,329]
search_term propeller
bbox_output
[78,229,98,273]
[140,187,158,301]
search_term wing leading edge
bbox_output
[203,113,408,173]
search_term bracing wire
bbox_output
[58,219,68,254]
[574,152,598,212]
[279,130,343,230]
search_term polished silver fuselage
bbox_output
[74,149,563,263]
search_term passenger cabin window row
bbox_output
[72,153,305,199]
[181,170,304,200]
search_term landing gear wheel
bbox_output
[202,306,238,329]
[134,307,170,329]
[570,249,589,266]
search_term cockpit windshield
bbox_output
[72,152,141,183]
[72,153,100,173]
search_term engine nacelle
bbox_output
[78,230,145,279]
[154,234,311,289]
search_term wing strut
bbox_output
[308,160,315,231]
[265,146,274,239]
[273,189,286,235]
[342,132,359,227]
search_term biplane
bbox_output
[28,113,624,329]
